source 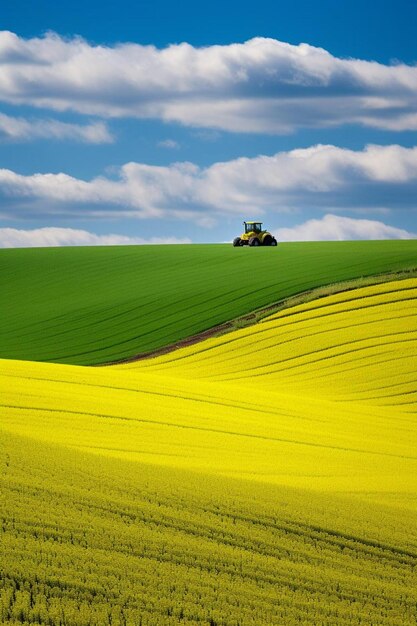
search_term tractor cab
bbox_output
[244,221,262,234]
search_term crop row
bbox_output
[1,431,416,626]
[132,278,417,407]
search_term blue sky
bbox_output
[0,0,416,245]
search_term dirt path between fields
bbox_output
[97,268,416,367]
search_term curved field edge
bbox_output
[2,279,416,498]
[118,278,417,412]
[102,267,417,364]
[1,240,417,365]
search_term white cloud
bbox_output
[274,214,416,242]
[0,143,416,223]
[0,227,191,248]
[0,112,113,143]
[157,139,180,149]
[1,31,417,133]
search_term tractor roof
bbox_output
[244,221,262,224]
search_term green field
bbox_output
[1,240,417,364]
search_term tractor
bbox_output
[233,222,277,247]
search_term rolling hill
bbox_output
[1,276,416,625]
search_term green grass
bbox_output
[1,240,417,365]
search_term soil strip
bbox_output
[96,268,416,367]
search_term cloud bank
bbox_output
[1,32,417,133]
[0,227,190,248]
[1,144,417,222]
[275,214,416,241]
[0,112,113,143]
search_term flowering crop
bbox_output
[1,278,416,624]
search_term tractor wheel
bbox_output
[271,237,278,246]
[249,237,260,247]
[233,237,241,247]
[263,235,273,246]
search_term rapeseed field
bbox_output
[1,278,416,625]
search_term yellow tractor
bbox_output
[233,221,277,247]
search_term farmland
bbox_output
[1,431,416,626]
[1,240,417,364]
[1,265,417,625]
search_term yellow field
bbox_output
[2,279,416,498]
[1,278,417,625]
